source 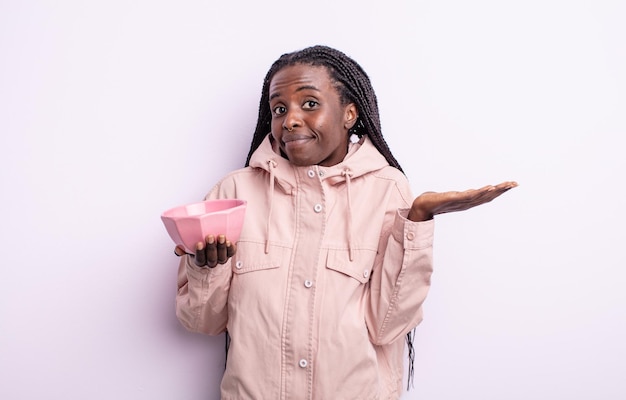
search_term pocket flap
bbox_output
[326,248,377,284]
[232,241,282,274]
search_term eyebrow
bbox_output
[269,85,320,101]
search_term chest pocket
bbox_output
[231,241,283,274]
[325,248,378,284]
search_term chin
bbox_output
[284,152,315,167]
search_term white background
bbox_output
[1,1,624,399]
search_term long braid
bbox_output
[243,45,416,390]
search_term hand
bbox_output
[408,181,518,221]
[174,234,237,268]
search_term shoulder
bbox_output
[371,165,408,183]
[205,167,263,200]
[370,166,414,207]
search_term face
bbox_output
[269,64,358,167]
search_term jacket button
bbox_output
[307,170,315,178]
[406,232,415,241]
[235,261,243,269]
[304,280,313,288]
[314,204,323,213]
[363,270,370,278]
[299,359,308,368]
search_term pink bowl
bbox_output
[161,199,247,254]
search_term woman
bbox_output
[175,45,516,400]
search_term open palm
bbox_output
[408,181,518,222]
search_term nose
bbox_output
[283,108,302,132]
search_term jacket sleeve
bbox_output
[175,178,239,336]
[175,255,233,335]
[366,208,434,345]
[176,175,245,335]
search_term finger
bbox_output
[206,235,218,268]
[496,181,518,191]
[469,188,503,205]
[481,182,517,200]
[469,183,517,205]
[216,235,228,264]
[194,241,206,267]
[226,241,237,259]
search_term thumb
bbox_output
[174,245,187,257]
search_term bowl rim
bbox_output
[161,199,247,219]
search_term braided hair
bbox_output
[242,45,417,390]
[244,45,404,174]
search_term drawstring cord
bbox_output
[341,168,355,261]
[265,159,277,254]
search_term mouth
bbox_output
[282,134,313,147]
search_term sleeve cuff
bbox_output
[392,208,435,249]
[184,255,230,280]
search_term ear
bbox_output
[343,103,358,130]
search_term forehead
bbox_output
[269,64,336,98]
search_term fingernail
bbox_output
[207,235,215,244]
[218,235,226,244]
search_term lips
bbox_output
[282,133,314,147]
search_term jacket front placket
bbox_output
[280,165,326,400]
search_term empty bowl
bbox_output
[161,199,247,254]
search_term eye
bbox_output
[272,105,287,116]
[303,100,319,109]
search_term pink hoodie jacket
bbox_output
[176,135,434,400]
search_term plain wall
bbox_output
[1,0,624,399]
